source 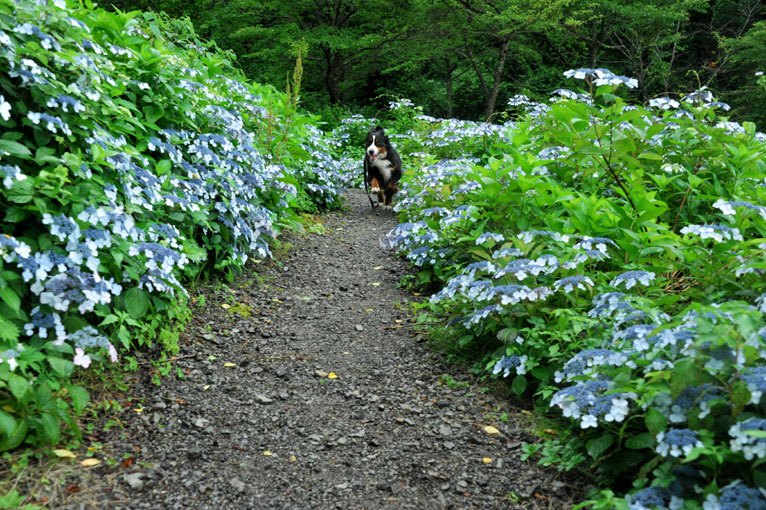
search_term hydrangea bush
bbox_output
[353,70,766,507]
[0,0,350,450]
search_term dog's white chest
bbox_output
[372,157,393,182]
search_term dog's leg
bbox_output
[370,177,380,193]
[384,181,397,209]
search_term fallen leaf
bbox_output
[327,372,338,379]
[373,266,384,270]
[53,449,77,458]
[221,303,230,309]
[80,458,101,467]
[534,493,548,500]
[521,410,533,416]
[289,455,297,463]
[543,429,556,435]
[342,351,350,355]
[482,458,492,464]
[224,362,236,368]
[272,298,283,303]
[366,308,374,312]
[133,408,143,413]
[262,450,272,456]
[483,425,500,435]
[121,456,134,468]
[232,445,245,451]
[369,282,381,287]
[394,319,403,323]
[203,385,211,390]
[65,484,81,494]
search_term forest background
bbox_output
[108,0,766,126]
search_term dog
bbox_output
[364,126,402,208]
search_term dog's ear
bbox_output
[375,125,384,134]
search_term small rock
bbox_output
[229,477,246,493]
[193,418,209,428]
[355,324,364,331]
[254,394,274,405]
[443,441,455,450]
[314,370,329,378]
[275,367,287,378]
[123,473,145,490]
[438,425,451,436]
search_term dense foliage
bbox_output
[0,0,350,451]
[109,0,766,126]
[336,70,766,507]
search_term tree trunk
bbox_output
[322,46,342,104]
[483,38,511,121]
[445,60,456,118]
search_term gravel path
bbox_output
[61,189,578,509]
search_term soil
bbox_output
[43,189,581,509]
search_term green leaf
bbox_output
[7,374,30,402]
[645,407,667,435]
[6,179,34,204]
[124,287,150,319]
[3,206,28,223]
[0,140,32,158]
[625,432,656,450]
[731,381,751,411]
[0,316,19,342]
[587,433,614,459]
[66,385,90,415]
[511,375,527,396]
[496,327,518,343]
[0,409,16,437]
[40,412,60,443]
[0,418,27,451]
[47,357,74,378]
[0,286,20,313]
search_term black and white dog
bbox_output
[364,126,402,208]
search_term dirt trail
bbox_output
[61,189,577,509]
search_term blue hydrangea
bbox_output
[655,429,703,457]
[492,354,528,377]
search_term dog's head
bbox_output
[365,125,389,162]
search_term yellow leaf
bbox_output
[366,308,374,312]
[133,408,143,413]
[327,372,338,379]
[394,319,403,323]
[521,410,533,416]
[224,362,236,368]
[203,385,210,391]
[262,451,272,456]
[80,458,101,467]
[342,352,350,355]
[272,298,283,303]
[289,455,297,463]
[53,449,77,458]
[374,266,384,270]
[369,282,380,287]
[2,405,14,413]
[483,425,500,435]
[221,303,230,309]
[482,457,492,464]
